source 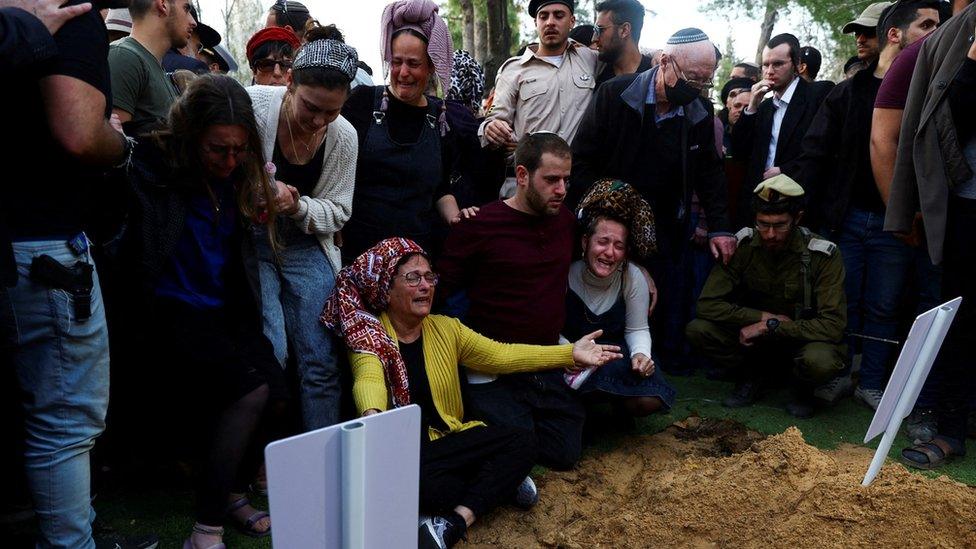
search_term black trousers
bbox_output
[419,425,536,518]
[935,196,976,444]
[466,371,585,470]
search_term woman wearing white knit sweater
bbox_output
[245,26,358,430]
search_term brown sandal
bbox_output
[900,437,962,470]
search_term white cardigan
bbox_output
[246,84,357,274]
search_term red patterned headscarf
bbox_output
[321,238,427,408]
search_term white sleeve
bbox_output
[622,263,652,358]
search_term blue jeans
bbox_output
[244,227,340,430]
[4,239,109,549]
[836,208,912,390]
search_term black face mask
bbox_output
[665,78,700,106]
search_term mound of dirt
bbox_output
[467,419,976,548]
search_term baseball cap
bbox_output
[105,8,132,35]
[843,2,894,34]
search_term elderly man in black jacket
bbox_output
[730,33,831,227]
[571,27,735,374]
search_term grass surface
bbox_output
[88,372,975,548]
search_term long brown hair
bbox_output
[153,74,278,243]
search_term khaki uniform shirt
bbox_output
[479,40,598,148]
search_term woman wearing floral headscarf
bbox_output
[322,238,620,549]
[339,0,473,263]
[563,179,676,417]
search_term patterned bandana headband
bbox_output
[294,39,360,81]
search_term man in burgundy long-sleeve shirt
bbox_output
[437,133,584,470]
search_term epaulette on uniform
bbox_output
[807,237,837,256]
[735,227,754,243]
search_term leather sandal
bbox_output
[226,496,271,538]
[900,437,963,470]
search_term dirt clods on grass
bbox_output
[467,419,976,548]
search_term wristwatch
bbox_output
[766,318,780,334]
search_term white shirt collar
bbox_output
[774,76,800,106]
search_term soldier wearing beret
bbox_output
[686,175,847,418]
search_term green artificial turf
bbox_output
[86,372,975,548]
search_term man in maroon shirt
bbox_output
[437,132,584,470]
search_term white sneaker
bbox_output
[855,386,884,410]
[813,374,854,403]
[564,367,596,390]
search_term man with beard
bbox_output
[730,33,832,226]
[109,0,197,135]
[687,176,846,419]
[844,2,892,66]
[438,133,585,471]
[593,0,653,88]
[481,0,598,152]
[797,0,941,408]
[570,28,736,376]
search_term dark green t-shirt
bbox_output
[108,37,177,135]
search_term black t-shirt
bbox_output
[400,336,448,434]
[272,138,326,196]
[850,74,884,213]
[596,54,654,89]
[4,5,112,239]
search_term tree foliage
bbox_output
[702,0,865,80]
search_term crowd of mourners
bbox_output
[2,0,975,547]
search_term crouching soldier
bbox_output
[686,175,846,418]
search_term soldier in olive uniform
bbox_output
[686,175,846,418]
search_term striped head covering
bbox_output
[294,39,360,81]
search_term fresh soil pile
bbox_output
[467,418,976,547]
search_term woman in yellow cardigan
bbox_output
[322,238,620,549]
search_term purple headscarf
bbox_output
[380,0,453,96]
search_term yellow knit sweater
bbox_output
[350,313,575,440]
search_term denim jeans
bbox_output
[4,239,109,549]
[913,250,944,409]
[836,208,912,390]
[244,226,340,430]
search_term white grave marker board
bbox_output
[861,297,962,486]
[266,405,421,548]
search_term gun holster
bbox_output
[29,255,94,321]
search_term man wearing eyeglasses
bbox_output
[108,0,196,136]
[687,175,846,419]
[593,0,653,88]
[570,28,735,376]
[730,32,832,227]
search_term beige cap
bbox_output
[105,8,132,35]
[753,174,805,202]
[842,2,894,34]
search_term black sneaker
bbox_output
[94,533,160,549]
[418,512,466,549]
[785,393,816,419]
[722,381,759,408]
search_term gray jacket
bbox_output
[885,2,976,264]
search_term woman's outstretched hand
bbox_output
[571,330,623,369]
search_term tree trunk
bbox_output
[459,0,476,53]
[474,10,488,64]
[484,0,510,89]
[755,2,778,65]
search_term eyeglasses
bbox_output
[671,58,714,90]
[592,23,616,38]
[395,271,440,287]
[201,143,250,159]
[252,58,292,74]
[755,220,793,232]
